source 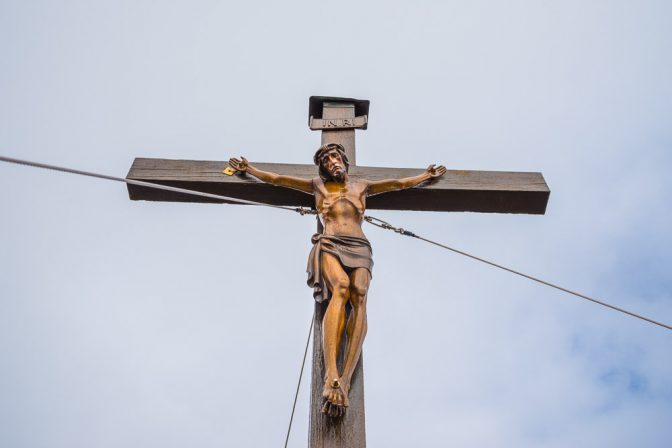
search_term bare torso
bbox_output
[313,178,367,239]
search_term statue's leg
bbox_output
[320,252,350,411]
[340,267,370,405]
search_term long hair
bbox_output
[313,143,349,181]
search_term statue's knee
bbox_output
[332,279,350,299]
[350,289,368,307]
[352,285,369,301]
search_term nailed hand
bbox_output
[426,164,447,178]
[229,156,249,173]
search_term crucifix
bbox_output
[126,96,549,447]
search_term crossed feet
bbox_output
[321,377,351,418]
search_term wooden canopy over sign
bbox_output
[126,158,549,214]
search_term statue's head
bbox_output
[314,143,350,182]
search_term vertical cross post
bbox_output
[308,97,369,448]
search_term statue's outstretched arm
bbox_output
[229,157,313,194]
[367,164,446,196]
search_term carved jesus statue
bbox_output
[229,143,446,417]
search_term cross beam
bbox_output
[126,160,549,214]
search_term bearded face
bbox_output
[320,149,347,182]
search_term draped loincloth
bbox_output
[306,234,374,303]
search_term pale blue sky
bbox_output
[1,1,671,447]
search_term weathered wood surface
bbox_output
[310,301,366,448]
[126,158,550,214]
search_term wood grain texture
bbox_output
[126,158,550,214]
[309,301,366,448]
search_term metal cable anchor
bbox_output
[364,215,417,237]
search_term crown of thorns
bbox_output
[313,143,349,167]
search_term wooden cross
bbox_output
[126,96,549,447]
